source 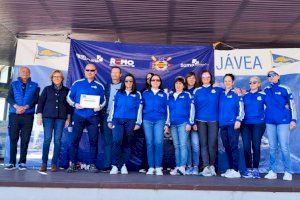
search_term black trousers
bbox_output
[8,113,34,165]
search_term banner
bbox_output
[67,39,214,89]
[215,49,300,172]
[4,39,70,167]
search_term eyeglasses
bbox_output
[249,81,258,85]
[202,76,211,79]
[151,79,161,82]
[125,80,133,83]
[85,69,96,72]
[267,72,278,77]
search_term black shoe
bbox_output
[18,163,27,170]
[88,164,98,173]
[4,164,16,170]
[67,163,77,173]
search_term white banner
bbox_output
[215,49,300,76]
[15,39,70,70]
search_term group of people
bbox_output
[4,63,297,181]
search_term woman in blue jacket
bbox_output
[193,70,222,176]
[241,76,266,178]
[108,74,142,174]
[219,73,244,178]
[184,72,200,175]
[142,74,169,176]
[264,70,297,181]
[169,76,194,175]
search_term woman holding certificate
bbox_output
[142,74,169,176]
[107,74,142,174]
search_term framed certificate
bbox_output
[80,94,100,108]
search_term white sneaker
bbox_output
[110,165,119,175]
[120,164,128,174]
[146,167,155,175]
[200,166,212,177]
[221,169,231,177]
[170,167,179,175]
[264,170,277,180]
[155,167,163,176]
[178,166,186,175]
[283,172,292,181]
[224,169,241,178]
[139,169,146,173]
[209,165,217,176]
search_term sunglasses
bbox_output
[249,81,258,85]
[85,69,96,72]
[151,79,161,82]
[125,80,133,83]
[267,72,278,77]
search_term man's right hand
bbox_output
[75,103,83,109]
[108,123,114,129]
[14,104,25,114]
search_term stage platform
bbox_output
[1,168,300,192]
[0,168,300,200]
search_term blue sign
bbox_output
[67,39,214,89]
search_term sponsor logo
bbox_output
[257,96,262,101]
[91,85,97,89]
[179,96,185,99]
[130,94,136,97]
[151,56,172,71]
[180,59,208,68]
[275,92,281,95]
[227,95,233,98]
[76,54,103,63]
[110,58,135,68]
[158,93,164,97]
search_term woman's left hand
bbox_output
[65,119,70,128]
[290,121,296,130]
[164,125,170,134]
[134,125,140,131]
[185,124,191,132]
[234,121,241,130]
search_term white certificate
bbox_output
[80,94,100,109]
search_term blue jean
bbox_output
[143,119,165,168]
[220,125,240,171]
[266,123,292,173]
[100,114,112,169]
[171,123,189,167]
[111,118,135,168]
[241,123,265,169]
[69,114,100,165]
[187,131,199,167]
[42,118,65,166]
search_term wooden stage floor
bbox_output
[0,168,299,192]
